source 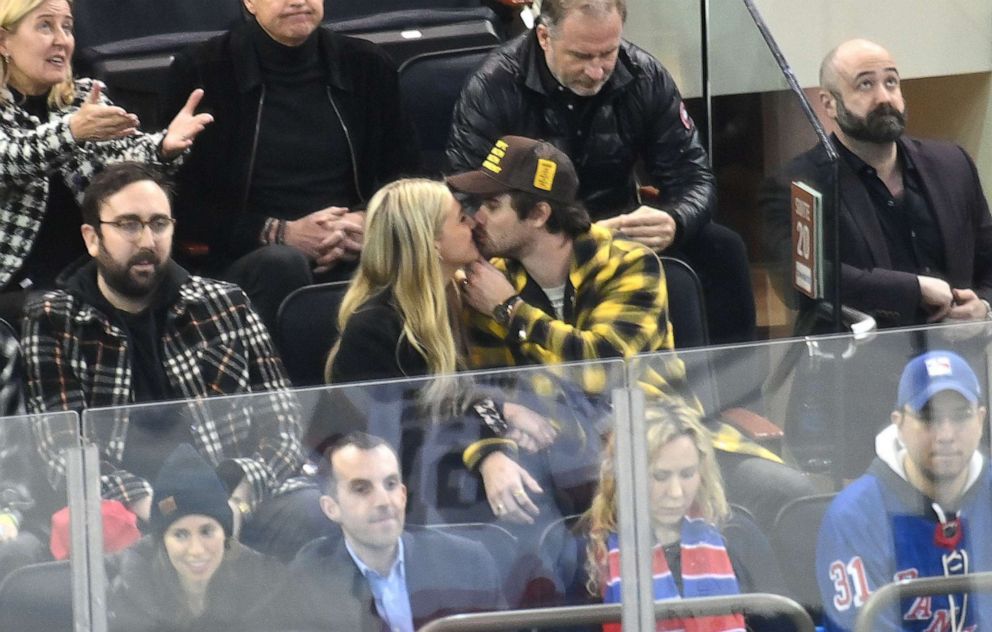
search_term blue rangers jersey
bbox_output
[816,426,992,631]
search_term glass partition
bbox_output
[0,410,83,630]
[706,0,840,339]
[81,359,628,631]
[630,320,992,630]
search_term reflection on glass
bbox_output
[107,444,286,632]
[585,399,773,630]
[282,432,505,631]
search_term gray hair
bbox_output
[539,0,627,34]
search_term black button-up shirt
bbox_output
[836,135,945,277]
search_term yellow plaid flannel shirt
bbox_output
[465,225,778,462]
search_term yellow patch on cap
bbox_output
[533,159,557,191]
[158,496,177,516]
[483,140,509,174]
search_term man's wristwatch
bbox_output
[493,294,522,326]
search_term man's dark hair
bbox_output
[320,431,398,496]
[80,162,174,228]
[510,190,591,238]
[539,0,627,32]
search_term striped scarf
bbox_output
[602,517,746,632]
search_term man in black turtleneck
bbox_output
[167,0,420,333]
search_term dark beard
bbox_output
[97,248,166,300]
[835,97,907,144]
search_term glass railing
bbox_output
[0,410,83,629]
[705,0,841,339]
[6,321,992,629]
[79,360,627,631]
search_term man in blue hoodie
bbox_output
[817,350,992,631]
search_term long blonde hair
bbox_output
[325,178,459,381]
[582,398,729,595]
[0,0,76,109]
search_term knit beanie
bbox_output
[149,444,233,539]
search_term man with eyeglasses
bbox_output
[17,161,327,564]
[816,350,992,631]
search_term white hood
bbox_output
[875,423,985,496]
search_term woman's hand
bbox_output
[69,82,140,142]
[479,451,543,524]
[160,89,214,159]
[503,402,557,453]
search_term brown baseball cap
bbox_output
[446,135,579,205]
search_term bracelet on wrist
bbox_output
[473,398,509,435]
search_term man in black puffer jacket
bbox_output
[447,0,755,345]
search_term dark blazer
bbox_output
[283,526,506,631]
[761,135,992,327]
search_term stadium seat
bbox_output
[770,493,836,621]
[420,522,545,608]
[72,1,243,129]
[398,45,498,174]
[328,7,502,67]
[660,256,784,451]
[275,281,350,388]
[323,0,487,22]
[661,256,710,349]
[0,560,73,632]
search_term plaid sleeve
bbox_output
[22,295,87,492]
[492,241,672,364]
[21,294,153,503]
[219,290,303,507]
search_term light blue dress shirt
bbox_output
[346,537,414,632]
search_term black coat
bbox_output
[761,135,992,327]
[446,31,714,245]
[329,290,429,384]
[106,538,288,632]
[166,21,420,265]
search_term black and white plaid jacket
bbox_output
[21,265,304,509]
[0,78,174,290]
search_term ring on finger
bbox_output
[513,488,527,498]
[494,502,505,514]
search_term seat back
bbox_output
[329,8,501,68]
[660,256,720,413]
[770,493,836,619]
[398,45,496,175]
[73,1,242,130]
[324,0,486,22]
[660,256,710,350]
[275,281,350,387]
[73,1,241,48]
[422,522,532,606]
[0,561,73,632]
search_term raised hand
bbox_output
[69,82,140,141]
[161,89,214,159]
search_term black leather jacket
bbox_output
[446,31,714,245]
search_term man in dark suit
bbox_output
[284,432,506,631]
[762,38,992,329]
